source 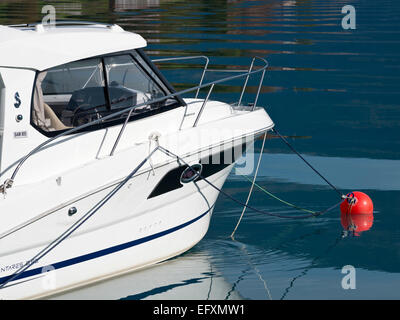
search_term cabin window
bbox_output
[31,52,179,134]
[32,58,106,131]
[104,55,165,113]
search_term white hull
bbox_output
[0,155,233,300]
[0,69,273,300]
[0,102,274,299]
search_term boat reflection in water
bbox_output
[49,250,242,300]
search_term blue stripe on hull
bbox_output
[0,207,212,288]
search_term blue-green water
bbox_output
[2,0,400,299]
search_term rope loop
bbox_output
[0,179,14,195]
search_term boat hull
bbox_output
[0,158,233,299]
[0,101,274,299]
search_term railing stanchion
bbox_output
[152,56,209,99]
[252,68,266,111]
[195,58,209,99]
[110,108,134,156]
[238,57,255,107]
[193,83,214,127]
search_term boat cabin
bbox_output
[0,23,184,180]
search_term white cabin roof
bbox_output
[0,24,147,71]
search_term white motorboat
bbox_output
[0,21,273,299]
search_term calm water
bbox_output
[1,0,400,299]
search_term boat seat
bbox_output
[44,103,72,131]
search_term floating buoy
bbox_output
[340,191,373,215]
[340,191,374,235]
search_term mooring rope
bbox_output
[272,128,345,199]
[240,174,317,215]
[230,132,267,239]
[230,128,344,237]
[157,146,342,220]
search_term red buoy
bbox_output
[340,191,374,235]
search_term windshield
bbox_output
[31,50,181,134]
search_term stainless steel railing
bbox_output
[0,56,268,191]
[152,55,268,126]
[152,56,209,99]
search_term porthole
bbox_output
[180,164,202,184]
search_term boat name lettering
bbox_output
[0,259,39,273]
[14,131,28,138]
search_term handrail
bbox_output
[154,55,268,124]
[154,55,267,106]
[152,56,209,99]
[238,58,255,107]
[0,56,268,191]
[8,20,115,28]
[8,21,124,34]
[193,83,214,127]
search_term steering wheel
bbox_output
[71,104,103,127]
